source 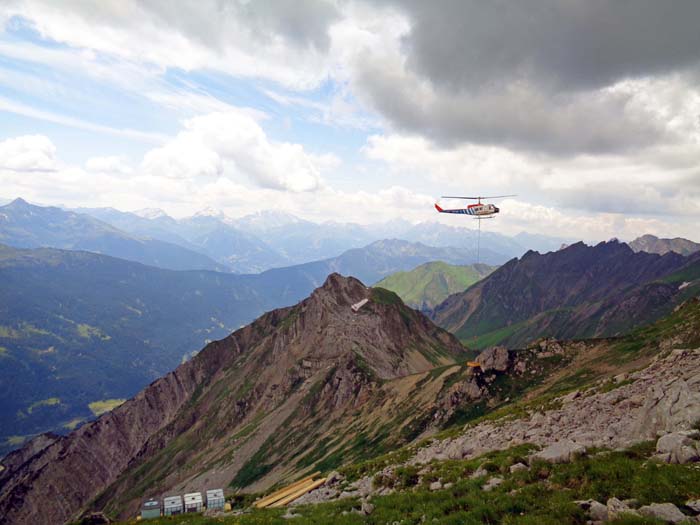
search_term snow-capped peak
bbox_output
[192,206,230,221]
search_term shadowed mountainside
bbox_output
[432,240,700,348]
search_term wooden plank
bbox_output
[254,472,320,508]
[254,472,321,508]
[268,478,327,508]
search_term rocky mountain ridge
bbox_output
[0,274,468,525]
[432,239,700,348]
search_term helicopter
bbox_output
[434,195,516,218]
[434,194,517,264]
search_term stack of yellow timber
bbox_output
[254,472,327,508]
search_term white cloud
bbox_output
[2,0,339,90]
[0,134,56,171]
[142,135,223,180]
[141,110,332,192]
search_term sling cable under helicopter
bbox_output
[434,195,516,264]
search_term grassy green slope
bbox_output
[376,262,495,310]
[112,441,699,525]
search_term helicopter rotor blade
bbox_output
[480,194,517,199]
[440,196,481,200]
[439,194,517,200]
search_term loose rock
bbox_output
[530,440,587,464]
[607,497,637,519]
[509,462,528,473]
[576,499,608,522]
[655,431,700,464]
[470,466,488,479]
[686,499,700,514]
[481,476,503,491]
[638,503,687,523]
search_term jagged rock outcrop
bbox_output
[476,346,509,372]
[0,274,467,525]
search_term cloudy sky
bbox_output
[1,0,699,242]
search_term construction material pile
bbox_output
[254,472,326,508]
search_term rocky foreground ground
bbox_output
[293,348,700,523]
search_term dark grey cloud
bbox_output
[393,0,700,93]
[354,49,669,155]
[354,0,700,156]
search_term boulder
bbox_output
[509,462,528,473]
[686,499,700,514]
[470,466,488,479]
[429,481,443,491]
[655,431,700,464]
[481,476,503,491]
[326,471,344,484]
[638,503,687,523]
[530,440,587,464]
[576,500,608,522]
[360,501,375,516]
[476,346,509,372]
[607,497,637,519]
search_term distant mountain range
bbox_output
[629,234,700,256]
[432,240,700,348]
[0,199,226,272]
[376,262,495,310]
[75,202,572,271]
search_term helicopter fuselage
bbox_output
[434,202,499,217]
